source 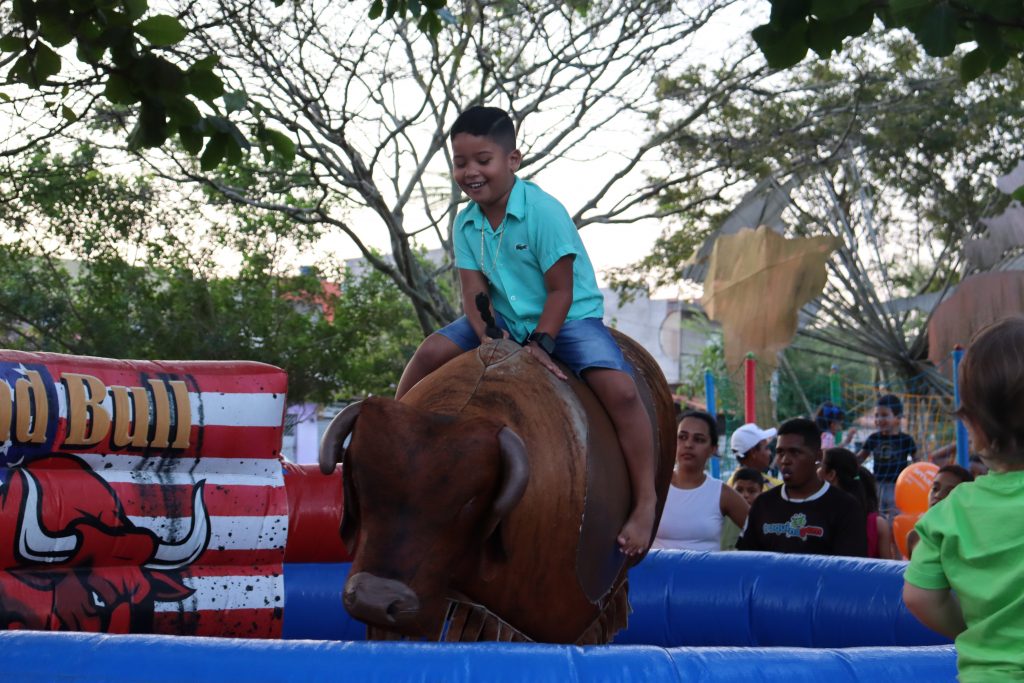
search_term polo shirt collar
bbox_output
[504,176,525,220]
[465,177,525,229]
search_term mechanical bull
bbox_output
[319,331,675,643]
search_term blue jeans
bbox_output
[436,315,631,377]
[878,480,896,519]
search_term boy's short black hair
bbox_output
[450,106,516,152]
[937,464,974,484]
[732,467,764,487]
[777,417,821,452]
[877,394,903,417]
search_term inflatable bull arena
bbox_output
[0,348,955,682]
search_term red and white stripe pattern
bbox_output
[4,353,288,638]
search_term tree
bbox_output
[611,33,1024,396]
[0,0,452,163]
[140,0,746,335]
[1,0,259,163]
[0,143,422,401]
[753,1,1024,88]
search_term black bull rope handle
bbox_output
[475,293,504,341]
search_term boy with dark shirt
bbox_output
[856,394,917,518]
[737,418,867,557]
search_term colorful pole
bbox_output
[705,369,720,479]
[744,353,756,424]
[829,364,842,441]
[952,345,970,469]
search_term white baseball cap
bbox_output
[730,423,777,459]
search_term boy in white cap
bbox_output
[726,422,782,489]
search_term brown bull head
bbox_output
[318,397,529,638]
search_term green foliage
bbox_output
[676,321,741,419]
[134,14,188,46]
[755,0,1024,83]
[617,36,1024,301]
[368,0,452,36]
[322,263,424,398]
[0,0,466,163]
[2,0,252,162]
[776,341,874,421]
[0,144,421,402]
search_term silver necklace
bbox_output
[480,217,506,278]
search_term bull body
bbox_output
[321,332,675,644]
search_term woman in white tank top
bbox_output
[653,410,749,552]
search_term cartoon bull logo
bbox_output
[0,454,210,633]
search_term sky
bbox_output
[311,1,766,294]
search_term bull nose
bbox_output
[343,572,421,626]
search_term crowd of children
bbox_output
[654,392,951,558]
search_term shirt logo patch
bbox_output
[515,243,528,251]
[763,513,824,540]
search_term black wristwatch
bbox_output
[526,331,556,355]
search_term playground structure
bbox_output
[0,350,956,681]
[702,350,973,477]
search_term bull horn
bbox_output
[319,401,362,475]
[146,480,211,570]
[16,469,80,563]
[489,427,530,527]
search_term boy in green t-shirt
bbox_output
[903,316,1024,682]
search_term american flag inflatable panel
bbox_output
[0,351,288,638]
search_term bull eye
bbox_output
[90,591,107,609]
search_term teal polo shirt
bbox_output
[453,177,604,343]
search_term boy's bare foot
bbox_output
[617,497,656,557]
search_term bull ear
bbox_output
[481,427,529,570]
[491,427,529,523]
[319,401,362,475]
[320,401,363,552]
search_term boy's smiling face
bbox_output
[874,406,899,434]
[451,133,521,217]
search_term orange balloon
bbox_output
[895,461,939,515]
[893,512,922,560]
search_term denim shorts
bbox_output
[436,315,631,376]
